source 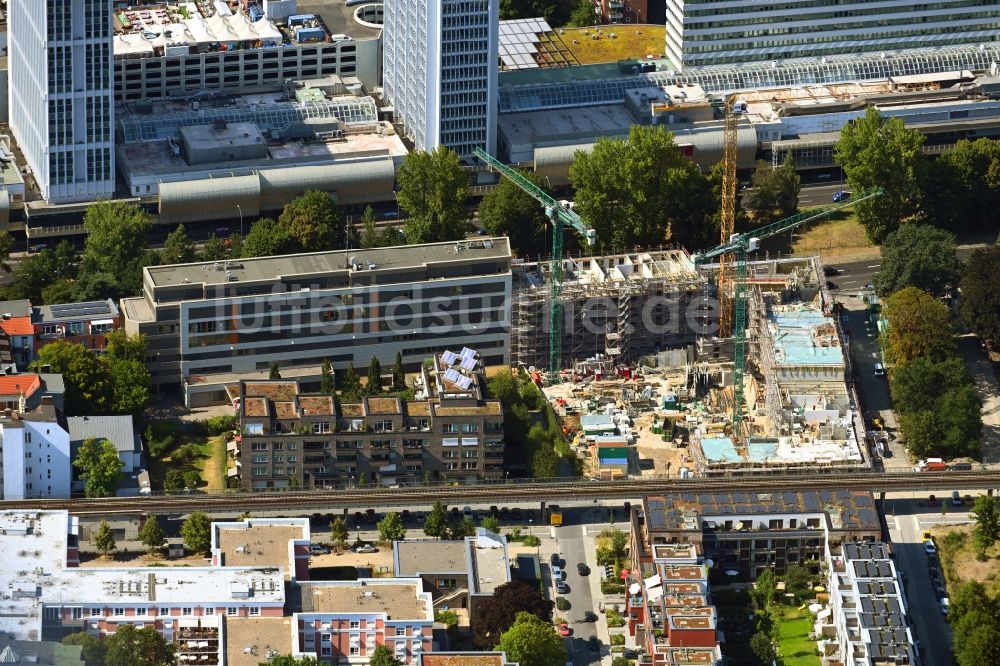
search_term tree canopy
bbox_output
[473,580,554,648]
[368,644,402,666]
[873,224,961,297]
[960,245,1000,343]
[835,107,925,242]
[921,138,1000,233]
[377,512,406,542]
[278,190,345,251]
[241,217,295,258]
[139,515,166,554]
[263,657,320,666]
[949,582,1000,666]
[104,624,176,666]
[570,125,718,252]
[423,500,448,538]
[494,612,566,666]
[881,287,955,366]
[478,168,549,255]
[74,439,123,498]
[62,632,107,666]
[78,201,154,299]
[181,512,212,554]
[398,148,471,244]
[162,224,197,264]
[93,519,117,557]
[890,357,970,415]
[742,158,800,227]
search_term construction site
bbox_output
[541,256,870,480]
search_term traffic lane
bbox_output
[824,259,881,292]
[556,526,602,666]
[891,514,954,666]
[797,183,845,207]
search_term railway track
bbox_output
[2,471,997,516]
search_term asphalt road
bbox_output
[548,520,609,666]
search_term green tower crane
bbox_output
[473,148,596,379]
[693,188,883,439]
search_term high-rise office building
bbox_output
[666,0,1000,70]
[383,0,499,159]
[9,0,115,204]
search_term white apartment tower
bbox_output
[383,0,499,159]
[9,0,115,204]
[0,414,72,500]
[666,0,1000,70]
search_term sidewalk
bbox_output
[958,336,1000,464]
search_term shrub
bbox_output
[201,414,237,436]
[606,608,626,628]
[435,610,459,627]
[610,634,625,646]
[523,535,541,547]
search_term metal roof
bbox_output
[67,416,141,455]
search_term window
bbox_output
[350,647,360,656]
[461,423,478,433]
[44,607,61,620]
[113,608,124,617]
[71,607,83,620]
[312,422,331,434]
[182,607,193,616]
[227,607,238,616]
[249,607,260,616]
[350,621,360,629]
[136,608,147,616]
[375,419,393,432]
[322,647,332,656]
[205,607,215,615]
[442,424,458,434]
[159,608,170,616]
[396,627,406,636]
[322,633,332,642]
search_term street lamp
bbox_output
[235,204,244,237]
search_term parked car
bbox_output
[951,490,963,506]
[577,563,591,576]
[588,637,601,652]
[583,611,598,622]
[832,190,851,203]
[552,566,566,581]
[924,540,937,555]
[623,651,638,660]
[556,581,568,594]
[551,553,562,566]
[940,597,950,616]
[309,543,330,555]
[874,363,886,377]
[354,544,378,554]
[558,624,572,637]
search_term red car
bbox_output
[558,624,572,637]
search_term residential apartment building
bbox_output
[33,300,120,356]
[121,239,513,407]
[0,510,435,666]
[665,0,1000,70]
[0,300,35,368]
[383,0,499,157]
[0,400,71,500]
[826,542,915,666]
[8,0,115,203]
[233,349,504,489]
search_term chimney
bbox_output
[41,364,51,373]
[41,395,53,406]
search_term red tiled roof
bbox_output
[0,374,42,398]
[0,317,34,336]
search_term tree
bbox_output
[4,241,78,303]
[873,224,961,297]
[201,233,228,261]
[392,351,406,391]
[570,125,716,252]
[881,287,955,366]
[340,362,363,401]
[424,500,448,538]
[398,147,471,244]
[359,205,388,249]
[279,190,345,251]
[447,516,477,540]
[950,581,998,621]
[105,331,152,417]
[164,468,185,492]
[478,168,549,254]
[320,358,335,394]
[0,230,12,272]
[750,568,776,611]
[62,632,108,666]
[568,0,596,26]
[835,107,926,243]
[78,201,154,299]
[93,519,117,558]
[921,138,1000,233]
[482,515,502,533]
[472,580,554,648]
[241,217,294,258]
[972,496,1000,543]
[269,362,281,380]
[181,512,212,555]
[494,612,566,666]
[330,517,349,547]
[890,356,970,415]
[750,632,777,666]
[366,356,382,394]
[369,644,402,666]
[74,438,123,498]
[263,657,320,666]
[31,341,113,415]
[183,470,201,489]
[358,472,367,487]
[743,158,800,226]
[961,245,1000,342]
[783,564,813,600]
[162,224,197,264]
[378,512,406,542]
[139,515,166,554]
[105,624,176,666]
[956,623,1000,666]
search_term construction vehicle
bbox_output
[546,504,564,526]
[473,148,596,379]
[693,190,883,437]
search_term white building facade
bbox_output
[383,0,499,158]
[665,0,1000,70]
[8,0,115,203]
[0,416,71,500]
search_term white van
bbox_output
[874,363,886,377]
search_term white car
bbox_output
[923,540,937,555]
[940,597,950,616]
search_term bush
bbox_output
[523,535,541,547]
[435,610,459,627]
[201,414,237,436]
[610,634,625,646]
[601,581,627,595]
[145,423,176,459]
[606,608,626,628]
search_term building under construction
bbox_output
[511,249,711,371]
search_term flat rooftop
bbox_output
[421,655,509,666]
[295,0,384,40]
[769,307,843,367]
[395,541,468,576]
[498,104,633,146]
[215,522,307,575]
[146,237,511,289]
[300,580,430,620]
[469,532,510,595]
[224,617,294,666]
[34,299,118,323]
[643,490,880,532]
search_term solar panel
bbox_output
[47,301,113,319]
[442,350,458,366]
[460,347,476,360]
[460,356,477,371]
[456,376,473,390]
[443,368,461,384]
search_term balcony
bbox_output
[304,455,325,464]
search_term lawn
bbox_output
[788,209,879,262]
[774,607,820,666]
[933,524,1000,598]
[559,25,666,65]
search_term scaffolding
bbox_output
[512,249,708,371]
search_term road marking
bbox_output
[867,264,881,269]
[841,280,858,286]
